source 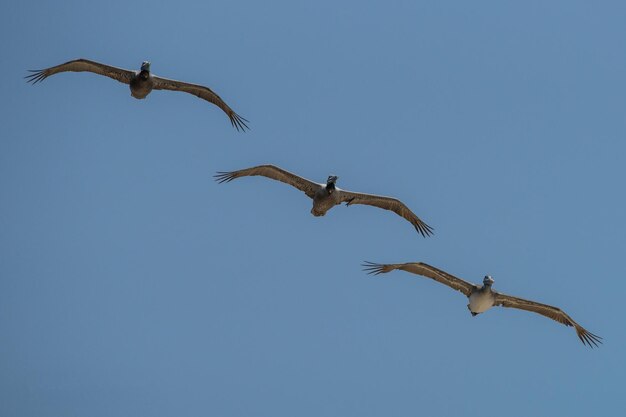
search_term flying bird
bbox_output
[25,59,249,131]
[362,261,601,347]
[214,164,433,237]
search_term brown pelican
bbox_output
[362,261,602,347]
[25,59,249,131]
[214,164,433,237]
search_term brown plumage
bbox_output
[363,261,475,296]
[492,293,602,347]
[215,165,319,198]
[363,261,602,347]
[215,164,433,237]
[25,58,248,131]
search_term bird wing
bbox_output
[339,190,433,237]
[151,75,249,131]
[25,58,135,85]
[493,292,602,347]
[362,261,476,297]
[214,164,322,199]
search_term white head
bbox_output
[140,61,151,72]
[483,275,494,286]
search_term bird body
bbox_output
[362,261,601,347]
[128,65,153,99]
[467,286,496,315]
[214,165,433,236]
[311,186,338,216]
[310,176,344,216]
[26,59,249,131]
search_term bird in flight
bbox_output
[363,261,602,347]
[26,59,249,131]
[215,164,433,237]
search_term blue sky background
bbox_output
[1,1,625,416]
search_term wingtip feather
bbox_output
[24,69,48,85]
[576,326,602,348]
[362,261,387,275]
[414,221,434,238]
[229,112,250,132]
[213,171,237,184]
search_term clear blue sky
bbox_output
[1,1,625,416]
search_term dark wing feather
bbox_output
[214,164,321,199]
[362,261,476,296]
[25,59,135,85]
[151,75,249,131]
[493,292,602,347]
[339,190,433,237]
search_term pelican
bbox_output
[362,261,601,347]
[214,164,433,237]
[25,58,249,131]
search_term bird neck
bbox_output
[139,70,150,80]
[326,182,336,192]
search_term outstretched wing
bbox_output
[25,59,135,85]
[363,261,476,296]
[493,292,602,347]
[214,164,321,199]
[152,75,249,131]
[339,190,433,237]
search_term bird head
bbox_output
[327,175,338,185]
[141,61,151,72]
[483,275,495,286]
